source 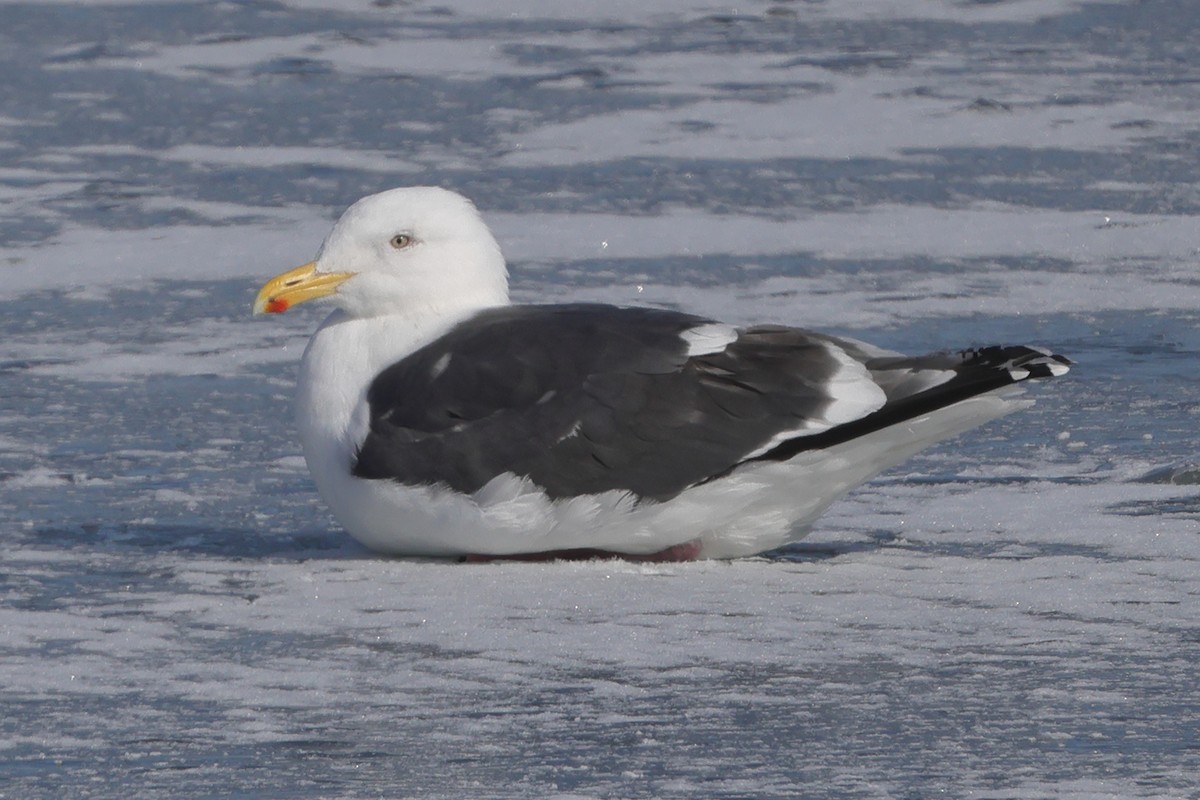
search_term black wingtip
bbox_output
[958,345,1072,382]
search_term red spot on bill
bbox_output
[265,297,290,313]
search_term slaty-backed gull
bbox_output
[253,187,1069,560]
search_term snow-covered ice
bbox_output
[1,0,1197,797]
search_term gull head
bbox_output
[254,186,509,320]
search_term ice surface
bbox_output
[1,0,1198,797]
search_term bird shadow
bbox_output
[28,521,368,563]
[26,522,904,567]
[762,530,902,563]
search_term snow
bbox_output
[1,0,1198,797]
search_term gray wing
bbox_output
[351,304,886,501]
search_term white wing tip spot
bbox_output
[430,352,452,379]
[820,342,888,425]
[681,323,738,358]
[555,420,583,444]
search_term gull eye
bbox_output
[389,233,414,250]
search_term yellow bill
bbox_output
[252,261,354,315]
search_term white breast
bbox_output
[295,308,470,548]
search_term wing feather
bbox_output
[352,304,878,501]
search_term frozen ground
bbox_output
[1,0,1198,797]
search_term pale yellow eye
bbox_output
[389,233,414,249]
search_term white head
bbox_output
[254,186,509,320]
